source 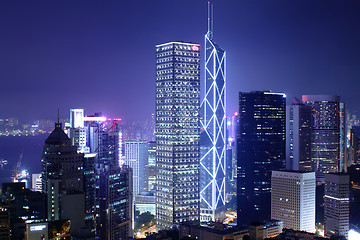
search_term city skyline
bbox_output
[2,0,360,122]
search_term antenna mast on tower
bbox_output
[207,1,214,39]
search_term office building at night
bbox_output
[324,173,350,239]
[286,101,312,171]
[41,122,91,238]
[237,91,286,224]
[1,182,47,240]
[96,165,133,240]
[124,140,149,195]
[85,115,122,166]
[41,122,84,198]
[148,141,156,191]
[200,2,227,222]
[349,126,360,165]
[271,170,315,233]
[155,41,201,229]
[302,95,345,180]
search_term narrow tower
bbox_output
[200,2,227,222]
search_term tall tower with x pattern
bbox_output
[200,1,227,222]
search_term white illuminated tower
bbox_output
[155,41,201,229]
[200,2,226,222]
[271,170,316,233]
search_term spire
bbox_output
[55,108,62,129]
[207,1,214,39]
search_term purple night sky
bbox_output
[1,0,360,122]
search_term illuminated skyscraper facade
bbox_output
[124,140,149,195]
[155,41,201,229]
[200,2,226,222]
[271,170,316,233]
[237,91,286,225]
[302,95,345,180]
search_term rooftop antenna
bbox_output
[207,1,214,39]
[55,108,62,128]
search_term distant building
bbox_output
[155,41,201,229]
[286,101,312,171]
[237,91,286,224]
[135,194,156,215]
[85,116,122,166]
[124,140,149,195]
[31,173,42,192]
[324,173,350,239]
[302,95,345,180]
[271,170,315,233]
[83,153,96,234]
[349,126,360,165]
[69,108,89,153]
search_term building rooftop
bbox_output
[45,122,71,145]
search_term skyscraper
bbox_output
[85,116,122,166]
[124,140,149,195]
[237,91,286,224]
[155,41,201,229]
[286,101,312,171]
[200,2,227,222]
[271,170,315,233]
[41,122,84,196]
[96,165,133,240]
[324,173,349,238]
[302,95,345,180]
[41,122,91,238]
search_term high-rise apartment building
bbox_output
[286,101,312,171]
[124,140,149,195]
[237,91,286,224]
[200,2,227,222]
[155,41,201,229]
[302,95,345,180]
[324,173,350,239]
[271,170,315,232]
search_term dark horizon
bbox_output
[1,0,360,122]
